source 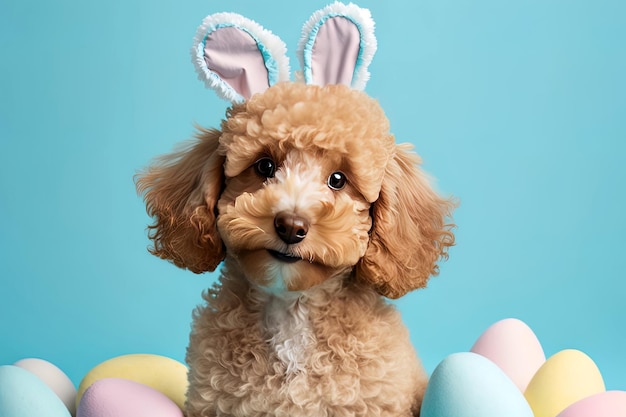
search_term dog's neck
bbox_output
[262,292,314,375]
[254,276,345,376]
[221,257,352,375]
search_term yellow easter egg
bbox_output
[524,349,605,417]
[76,354,188,410]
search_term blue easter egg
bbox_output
[0,365,72,417]
[421,352,534,417]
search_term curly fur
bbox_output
[136,82,455,417]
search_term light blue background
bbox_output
[1,0,625,391]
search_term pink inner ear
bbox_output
[204,26,270,99]
[311,16,360,87]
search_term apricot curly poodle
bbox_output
[137,82,455,416]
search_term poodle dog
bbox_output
[136,5,454,417]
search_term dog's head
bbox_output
[136,4,455,299]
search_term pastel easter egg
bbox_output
[0,365,71,417]
[420,352,534,417]
[524,349,605,417]
[76,378,184,417]
[555,391,626,417]
[14,358,77,416]
[76,354,187,410]
[471,318,545,392]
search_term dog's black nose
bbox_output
[274,212,309,244]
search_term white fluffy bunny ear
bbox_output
[191,13,291,103]
[297,2,377,90]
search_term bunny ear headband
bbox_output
[191,2,377,103]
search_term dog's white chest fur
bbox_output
[263,294,316,375]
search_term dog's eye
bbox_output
[327,171,347,190]
[254,157,276,178]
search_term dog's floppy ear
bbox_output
[191,12,290,103]
[297,2,377,90]
[356,144,455,299]
[135,128,225,273]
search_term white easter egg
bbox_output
[14,357,77,416]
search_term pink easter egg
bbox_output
[471,318,545,392]
[555,391,626,417]
[77,378,184,417]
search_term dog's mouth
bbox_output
[267,249,302,264]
